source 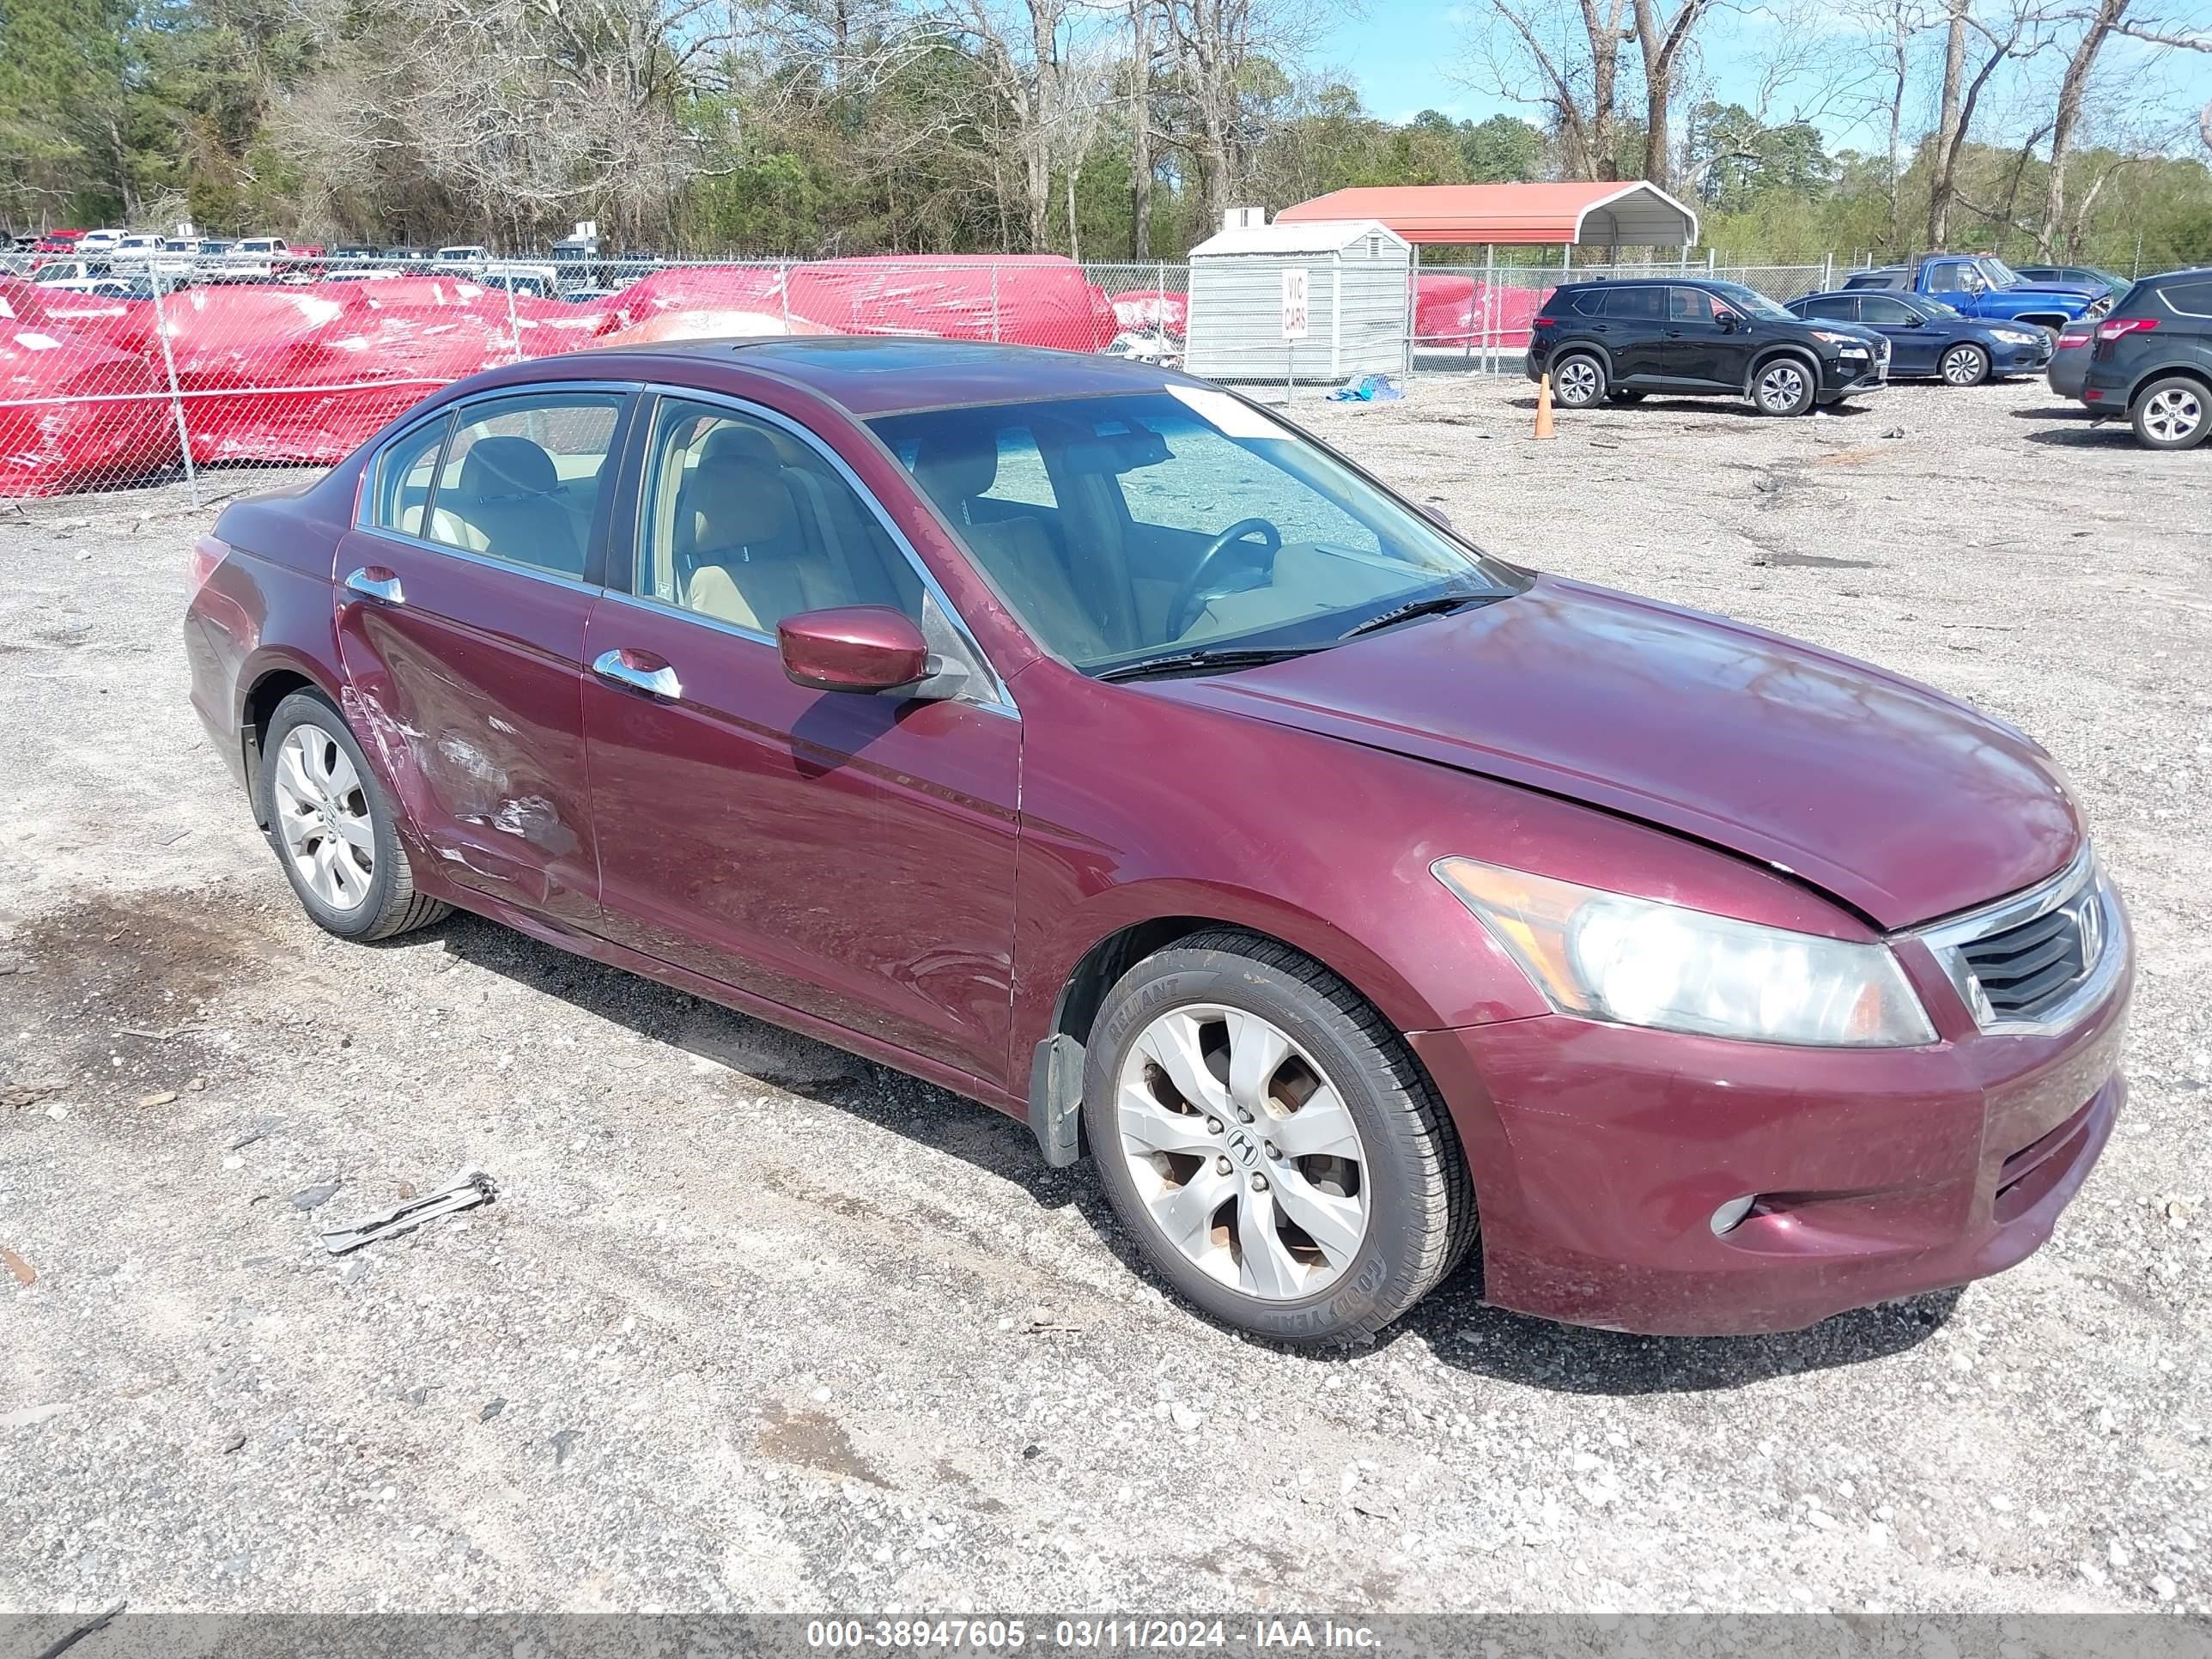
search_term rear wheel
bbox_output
[1940,343,1990,386]
[2130,377,2209,450]
[256,691,448,941]
[1752,357,1817,416]
[1606,389,1646,404]
[1083,931,1474,1346]
[1551,354,1605,409]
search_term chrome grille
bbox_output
[1917,848,2119,1034]
[1957,900,2092,1019]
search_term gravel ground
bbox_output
[2,374,2209,1618]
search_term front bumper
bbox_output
[1819,353,1887,398]
[1410,951,2130,1335]
[1991,336,2055,374]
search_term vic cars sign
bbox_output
[1281,267,1310,341]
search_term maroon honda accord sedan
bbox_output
[183,338,2130,1346]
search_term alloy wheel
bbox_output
[270,725,375,911]
[1114,1004,1370,1300]
[1554,359,1600,406]
[1942,346,1986,386]
[2142,386,2203,444]
[1758,362,1808,411]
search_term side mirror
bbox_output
[1904,313,1924,326]
[778,605,931,696]
[1717,312,1738,332]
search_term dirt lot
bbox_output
[2,374,2209,1618]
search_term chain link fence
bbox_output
[0,243,2166,499]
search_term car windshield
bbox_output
[1977,258,2023,289]
[870,389,1522,673]
[1711,283,1795,321]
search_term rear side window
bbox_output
[373,416,451,537]
[1802,295,1861,321]
[424,392,626,579]
[2157,281,2212,318]
[1602,287,1666,320]
[1567,289,1606,316]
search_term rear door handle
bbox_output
[592,647,683,702]
[343,566,404,605]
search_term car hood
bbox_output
[1147,575,2080,929]
[1996,282,2097,301]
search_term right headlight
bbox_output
[1433,858,1938,1048]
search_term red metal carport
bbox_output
[1275,182,1700,251]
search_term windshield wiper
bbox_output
[1092,645,1324,683]
[1338,588,1497,641]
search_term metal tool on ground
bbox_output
[319,1169,496,1255]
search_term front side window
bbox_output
[634,398,921,637]
[426,392,625,578]
[1671,287,1724,322]
[1859,296,1917,325]
[871,389,1521,672]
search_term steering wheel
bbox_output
[1167,517,1283,637]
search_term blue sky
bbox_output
[1311,0,2212,154]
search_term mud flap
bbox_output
[1028,1033,1085,1168]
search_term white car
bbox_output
[33,259,113,284]
[74,228,125,253]
[110,233,167,261]
[434,245,489,265]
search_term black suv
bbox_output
[2079,267,2212,450]
[1528,278,1888,416]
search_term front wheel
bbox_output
[1082,931,1474,1347]
[1606,389,1646,404]
[256,691,449,941]
[2131,376,2209,450]
[1752,358,1817,416]
[1940,343,1990,386]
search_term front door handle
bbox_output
[343,566,404,605]
[1664,328,1683,337]
[592,647,683,702]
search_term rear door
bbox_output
[580,390,1023,1087]
[1597,285,1670,383]
[334,383,633,929]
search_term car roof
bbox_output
[573,337,1191,418]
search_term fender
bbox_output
[2123,361,2212,405]
[1742,343,1820,397]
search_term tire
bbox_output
[1606,389,1646,404]
[1940,343,1990,386]
[1751,356,1818,416]
[1082,930,1474,1347]
[1550,354,1606,409]
[2130,376,2210,451]
[255,690,448,941]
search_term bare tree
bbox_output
[1161,0,1329,222]
[1128,0,1156,256]
[2036,0,2130,253]
[1462,0,1634,179]
[1925,0,2052,245]
[1630,0,1724,188]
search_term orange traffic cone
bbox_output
[1534,372,1557,440]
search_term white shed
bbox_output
[1184,219,1412,387]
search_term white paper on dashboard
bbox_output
[1164,384,1289,441]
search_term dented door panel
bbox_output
[333,527,599,927]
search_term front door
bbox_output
[1857,295,1939,374]
[580,392,1022,1088]
[333,385,631,929]
[1666,286,1741,386]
